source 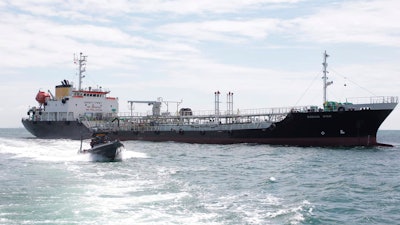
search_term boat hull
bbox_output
[105,109,393,146]
[21,119,91,140]
[80,141,123,161]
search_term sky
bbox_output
[1,0,399,129]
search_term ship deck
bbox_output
[82,96,398,133]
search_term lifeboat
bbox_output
[35,91,50,104]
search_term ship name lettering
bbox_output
[323,115,332,118]
[307,115,320,119]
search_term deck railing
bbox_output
[117,105,314,119]
[345,96,398,104]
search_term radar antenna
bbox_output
[74,52,87,91]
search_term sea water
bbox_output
[0,128,399,224]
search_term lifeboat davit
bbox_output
[35,91,50,104]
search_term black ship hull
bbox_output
[105,109,393,147]
[21,119,92,140]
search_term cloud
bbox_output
[157,19,282,43]
[130,0,302,14]
[0,13,195,69]
[155,0,400,47]
[290,0,400,47]
[5,0,400,47]
[5,0,302,19]
[3,0,399,71]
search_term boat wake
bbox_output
[0,138,147,162]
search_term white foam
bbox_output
[122,149,148,159]
[0,137,148,162]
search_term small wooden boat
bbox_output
[79,132,124,161]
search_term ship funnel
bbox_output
[55,79,73,100]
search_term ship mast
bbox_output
[214,91,221,123]
[75,52,87,91]
[322,50,333,105]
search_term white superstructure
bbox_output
[26,53,119,122]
